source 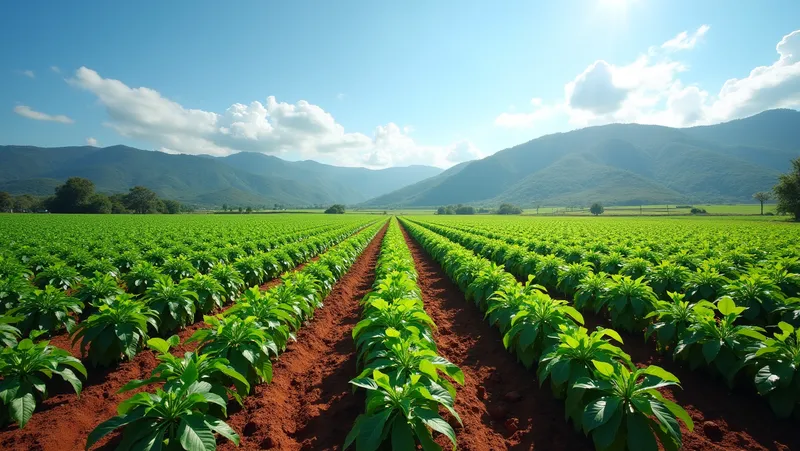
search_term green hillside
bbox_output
[361,109,800,207]
[0,145,441,207]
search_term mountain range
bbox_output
[362,109,800,207]
[0,146,441,207]
[2,109,799,208]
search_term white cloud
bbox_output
[662,25,710,52]
[566,61,629,114]
[86,137,98,146]
[707,29,800,121]
[68,67,475,168]
[51,66,61,74]
[21,70,35,78]
[336,93,346,100]
[13,105,74,124]
[494,27,800,130]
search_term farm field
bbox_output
[1,213,799,451]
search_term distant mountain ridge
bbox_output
[0,145,442,207]
[361,109,800,207]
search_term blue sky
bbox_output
[2,0,799,168]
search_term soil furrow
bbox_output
[399,223,592,451]
[218,223,387,451]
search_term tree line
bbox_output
[0,177,188,214]
[436,203,524,215]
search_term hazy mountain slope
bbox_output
[359,161,473,207]
[363,109,799,207]
[220,152,364,203]
[0,146,356,206]
[221,152,442,201]
[684,109,800,152]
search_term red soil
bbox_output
[0,257,334,451]
[217,223,387,451]
[399,224,593,451]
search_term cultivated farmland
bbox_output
[0,213,799,451]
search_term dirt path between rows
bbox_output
[399,223,592,451]
[218,223,387,451]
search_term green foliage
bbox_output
[0,339,87,428]
[773,156,800,220]
[497,203,523,215]
[71,294,159,367]
[9,286,83,335]
[574,363,693,451]
[33,262,81,290]
[674,297,766,386]
[187,316,277,390]
[87,370,239,451]
[144,276,198,333]
[745,322,800,417]
[325,204,346,214]
[598,275,657,333]
[119,335,250,405]
[590,203,605,216]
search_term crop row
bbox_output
[400,218,693,451]
[347,218,464,450]
[85,220,386,450]
[408,218,800,418]
[0,219,376,430]
[0,218,365,306]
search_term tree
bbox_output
[0,191,12,212]
[222,203,228,212]
[497,203,523,215]
[436,206,446,215]
[774,157,800,221]
[85,194,112,214]
[325,204,346,214]
[124,186,160,214]
[12,194,37,212]
[51,177,96,213]
[238,206,243,213]
[590,202,605,216]
[455,205,475,215]
[245,206,253,214]
[162,199,182,214]
[753,192,771,215]
[108,194,129,214]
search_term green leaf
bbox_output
[702,340,721,363]
[717,297,738,316]
[592,360,615,378]
[204,415,240,446]
[627,413,658,451]
[599,328,624,344]
[590,408,622,449]
[357,409,392,451]
[417,408,457,449]
[9,392,36,428]
[419,359,438,380]
[85,411,143,450]
[147,337,171,354]
[390,416,415,451]
[583,396,622,433]
[178,413,217,451]
[642,365,680,384]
